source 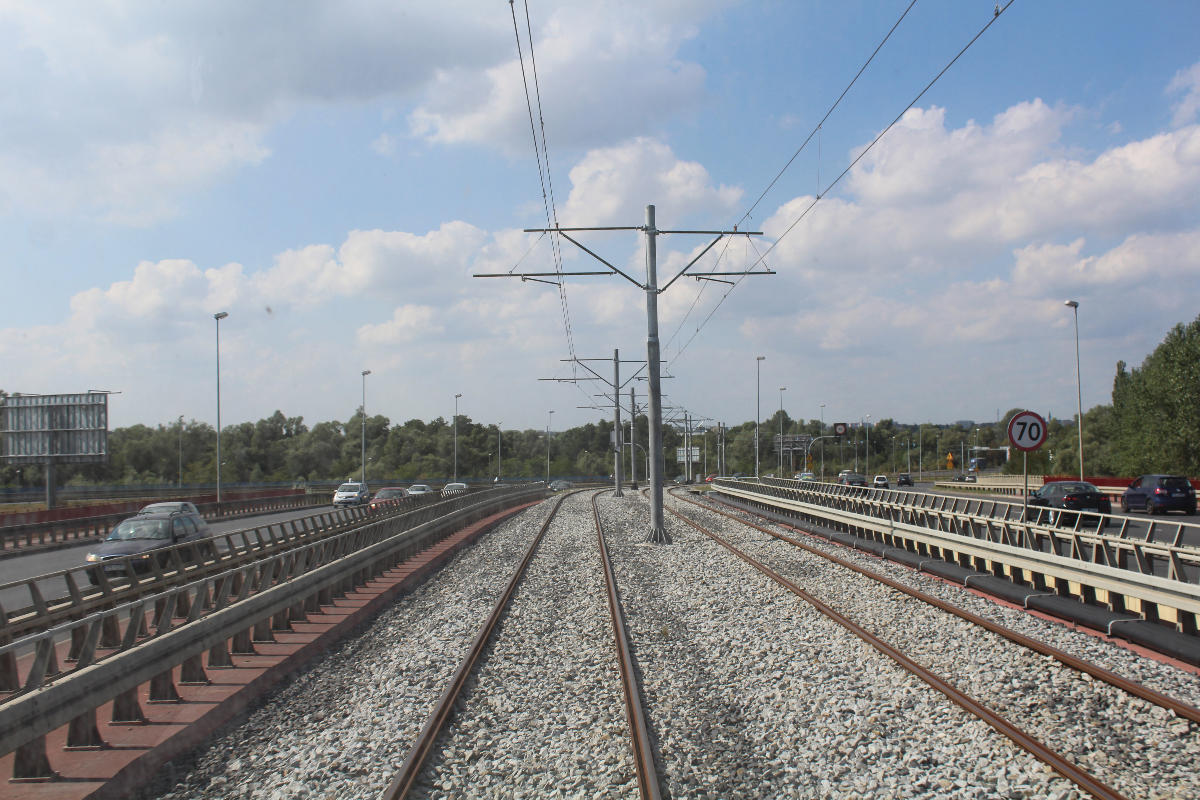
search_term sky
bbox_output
[2,1,1198,435]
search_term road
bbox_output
[0,505,334,617]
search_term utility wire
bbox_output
[509,0,577,363]
[664,0,918,359]
[747,0,1015,272]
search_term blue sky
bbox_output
[2,1,1198,435]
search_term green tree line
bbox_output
[3,315,1197,488]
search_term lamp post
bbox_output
[496,423,502,483]
[1065,299,1084,479]
[213,311,228,505]
[361,370,371,483]
[177,415,184,488]
[865,414,871,477]
[819,403,825,480]
[545,410,554,484]
[778,387,786,474]
[453,393,462,482]
[755,356,765,478]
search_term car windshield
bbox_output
[140,502,187,513]
[337,484,362,493]
[108,519,171,541]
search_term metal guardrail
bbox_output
[0,484,546,778]
[0,492,334,555]
[714,478,1200,633]
[0,494,441,643]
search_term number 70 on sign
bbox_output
[1007,410,1047,451]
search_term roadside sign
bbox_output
[833,422,848,436]
[1007,410,1047,452]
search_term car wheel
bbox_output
[1145,499,1156,515]
[1120,497,1129,513]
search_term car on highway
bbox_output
[138,501,202,516]
[897,473,913,487]
[839,472,867,487]
[872,475,889,489]
[407,484,434,496]
[332,482,369,507]
[731,473,747,480]
[797,472,816,482]
[369,487,408,510]
[1121,475,1196,515]
[85,510,212,581]
[441,482,468,496]
[1026,481,1112,527]
[548,479,573,491]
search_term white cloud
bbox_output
[1168,61,1200,127]
[357,305,442,345]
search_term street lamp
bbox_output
[213,311,228,505]
[755,356,765,478]
[865,414,871,477]
[361,370,371,483]
[545,410,554,484]
[177,415,184,488]
[819,403,825,480]
[453,393,462,482]
[778,387,786,474]
[496,423,502,483]
[1065,300,1084,479]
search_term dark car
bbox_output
[1121,475,1195,515]
[897,473,914,487]
[369,487,408,510]
[548,479,573,491]
[839,472,868,487]
[85,511,212,581]
[1026,481,1112,527]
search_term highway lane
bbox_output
[0,505,338,617]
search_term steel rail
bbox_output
[379,491,570,799]
[592,491,662,800]
[679,490,1200,726]
[663,497,1130,800]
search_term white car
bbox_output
[407,484,434,496]
[872,475,889,489]
[332,482,369,507]
[441,482,468,496]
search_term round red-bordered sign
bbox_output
[833,422,848,436]
[1007,410,1047,451]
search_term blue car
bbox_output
[1121,475,1195,515]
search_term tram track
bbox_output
[380,489,660,799]
[666,489,1200,800]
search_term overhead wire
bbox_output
[746,0,1016,272]
[509,0,577,364]
[664,0,919,362]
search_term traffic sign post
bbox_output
[1007,410,1047,522]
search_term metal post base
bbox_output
[646,525,672,544]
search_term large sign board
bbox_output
[1,393,109,464]
[675,446,700,463]
[774,433,812,453]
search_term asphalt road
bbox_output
[0,505,335,617]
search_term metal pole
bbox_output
[865,415,870,477]
[546,410,554,485]
[178,415,183,488]
[629,388,637,489]
[613,349,624,497]
[779,387,786,475]
[1066,300,1084,479]
[755,356,764,478]
[453,393,461,482]
[214,311,228,505]
[497,424,502,482]
[819,403,825,481]
[361,370,371,484]
[644,205,669,542]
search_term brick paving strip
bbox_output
[0,501,540,800]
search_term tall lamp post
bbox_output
[177,415,184,488]
[778,387,787,474]
[819,403,826,480]
[865,414,872,477]
[453,393,462,482]
[496,423,502,483]
[545,410,554,484]
[755,356,765,478]
[1065,300,1084,479]
[213,311,228,505]
[361,370,371,483]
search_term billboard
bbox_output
[1,393,109,464]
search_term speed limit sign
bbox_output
[833,422,848,436]
[1007,410,1047,451]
